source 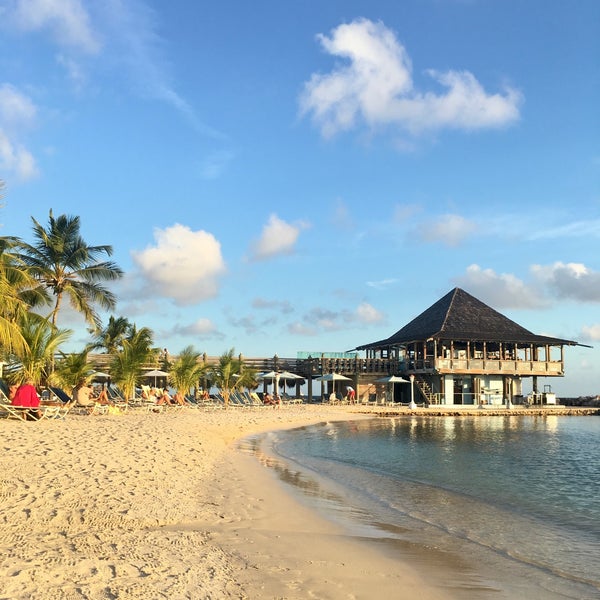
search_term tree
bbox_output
[169,346,206,397]
[210,348,257,408]
[87,315,133,354]
[53,349,94,391]
[109,326,155,401]
[8,313,72,385]
[15,210,123,330]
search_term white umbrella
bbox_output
[316,373,351,400]
[90,371,111,381]
[259,370,302,395]
[143,369,169,386]
[375,375,410,403]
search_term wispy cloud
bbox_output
[252,297,294,314]
[331,197,354,229]
[6,0,101,54]
[172,317,225,340]
[98,0,226,139]
[288,301,385,337]
[0,84,39,180]
[300,18,521,140]
[199,150,235,180]
[366,278,398,290]
[131,223,227,305]
[417,213,477,247]
[525,220,600,241]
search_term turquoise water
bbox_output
[246,415,600,599]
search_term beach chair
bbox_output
[0,384,63,421]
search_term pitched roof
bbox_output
[357,288,579,349]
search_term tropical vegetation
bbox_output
[0,196,260,399]
[14,210,123,330]
[168,346,207,398]
[210,348,258,408]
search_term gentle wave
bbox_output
[243,415,600,599]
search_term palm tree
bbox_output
[8,313,72,385]
[110,326,155,401]
[53,349,94,391]
[169,346,206,398]
[87,315,133,353]
[15,210,123,331]
[210,348,257,408]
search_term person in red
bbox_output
[12,378,42,420]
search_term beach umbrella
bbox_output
[143,369,169,386]
[375,375,410,403]
[259,370,302,395]
[316,373,351,399]
[90,371,111,381]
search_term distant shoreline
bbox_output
[353,405,600,417]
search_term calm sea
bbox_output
[242,415,600,599]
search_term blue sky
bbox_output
[0,0,598,396]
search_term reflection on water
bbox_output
[240,416,600,600]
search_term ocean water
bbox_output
[242,415,600,599]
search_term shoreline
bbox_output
[0,405,452,599]
[0,405,596,599]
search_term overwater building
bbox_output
[356,287,580,406]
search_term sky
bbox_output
[0,0,598,397]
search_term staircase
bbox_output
[414,375,437,404]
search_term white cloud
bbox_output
[0,131,38,180]
[300,18,521,139]
[174,317,224,339]
[0,84,39,180]
[532,262,600,302]
[354,302,384,324]
[8,0,100,54]
[131,224,226,305]
[418,213,477,246]
[580,324,600,341]
[453,264,546,309]
[249,214,308,261]
[0,84,37,127]
[288,321,318,336]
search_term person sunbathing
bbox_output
[157,389,174,405]
[95,387,113,405]
[173,391,186,405]
[12,378,43,420]
[73,379,95,409]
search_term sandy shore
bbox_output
[0,405,455,600]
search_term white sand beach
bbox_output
[0,405,451,600]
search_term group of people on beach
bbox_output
[140,385,186,406]
[72,379,112,410]
[262,391,281,406]
[329,386,356,404]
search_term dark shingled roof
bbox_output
[357,288,579,349]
